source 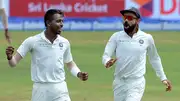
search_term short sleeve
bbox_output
[17,37,33,58]
[63,41,73,63]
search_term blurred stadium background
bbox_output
[0,0,180,101]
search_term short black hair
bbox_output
[44,9,64,27]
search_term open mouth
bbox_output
[124,22,130,29]
[57,25,63,34]
[56,28,62,34]
[124,25,130,29]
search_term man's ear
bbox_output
[137,19,141,24]
[46,20,51,26]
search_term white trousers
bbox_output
[31,81,71,101]
[113,76,145,101]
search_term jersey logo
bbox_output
[139,39,144,44]
[59,43,63,47]
[59,43,63,50]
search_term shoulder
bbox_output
[139,30,152,37]
[139,30,153,40]
[58,35,70,46]
[24,33,41,43]
[112,30,124,36]
[21,33,42,46]
[110,30,125,39]
[59,35,69,43]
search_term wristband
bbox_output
[70,66,81,77]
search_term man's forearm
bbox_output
[1,8,8,29]
[150,58,167,81]
[8,56,17,67]
[102,53,111,66]
[8,53,22,67]
[66,61,81,77]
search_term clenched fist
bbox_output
[77,72,88,81]
[6,46,14,60]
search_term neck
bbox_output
[45,29,57,43]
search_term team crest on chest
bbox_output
[59,43,63,47]
[139,39,144,44]
[59,43,63,50]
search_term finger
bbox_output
[109,62,114,67]
[164,81,171,87]
[6,47,14,51]
[8,46,13,48]
[83,74,88,77]
[6,47,14,50]
[6,49,13,53]
[165,85,171,91]
[6,52,12,54]
[6,48,14,51]
[167,87,171,91]
[82,76,88,79]
[6,46,12,49]
[82,72,88,75]
[82,75,88,79]
[81,73,88,77]
[106,59,113,67]
[167,82,172,91]
[109,59,114,61]
[6,49,14,53]
[82,77,88,81]
[166,86,171,91]
[113,58,118,63]
[106,63,110,68]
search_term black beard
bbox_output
[123,22,137,34]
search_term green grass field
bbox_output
[0,31,179,101]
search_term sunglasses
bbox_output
[123,15,138,21]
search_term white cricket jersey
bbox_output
[102,30,167,81]
[17,31,73,83]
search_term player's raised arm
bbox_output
[0,7,11,44]
[147,34,172,91]
[6,47,22,67]
[102,33,117,68]
[6,37,33,67]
